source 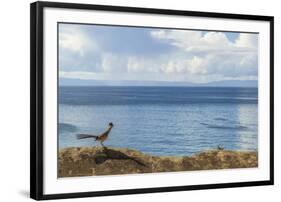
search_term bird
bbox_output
[76,122,114,147]
[217,144,224,151]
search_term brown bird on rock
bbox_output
[76,122,114,147]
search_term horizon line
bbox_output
[59,85,258,88]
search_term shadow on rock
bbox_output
[94,147,146,167]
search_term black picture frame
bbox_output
[30,1,274,200]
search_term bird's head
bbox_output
[109,122,114,128]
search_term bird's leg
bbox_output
[101,141,104,147]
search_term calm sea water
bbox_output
[59,86,258,156]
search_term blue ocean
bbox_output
[59,86,258,156]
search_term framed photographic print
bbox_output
[30,1,274,200]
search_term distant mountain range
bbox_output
[59,78,258,87]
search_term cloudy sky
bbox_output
[59,23,258,84]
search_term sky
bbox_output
[59,23,258,84]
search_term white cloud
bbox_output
[151,30,257,53]
[149,30,258,81]
[59,25,258,83]
[151,30,232,53]
[59,26,96,56]
[235,33,258,49]
[101,53,128,73]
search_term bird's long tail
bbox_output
[76,134,98,140]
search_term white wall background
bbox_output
[0,0,279,201]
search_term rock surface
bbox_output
[58,147,258,177]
